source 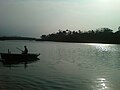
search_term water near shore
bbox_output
[0,40,120,90]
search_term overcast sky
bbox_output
[0,0,120,37]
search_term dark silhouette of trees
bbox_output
[37,26,120,44]
[118,26,120,31]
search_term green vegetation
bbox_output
[37,26,120,44]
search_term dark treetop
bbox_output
[37,26,120,44]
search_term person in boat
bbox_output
[22,46,28,54]
[8,49,11,54]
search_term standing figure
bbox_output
[8,49,11,53]
[22,46,28,54]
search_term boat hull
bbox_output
[0,53,40,62]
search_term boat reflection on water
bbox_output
[1,58,40,69]
[0,53,40,68]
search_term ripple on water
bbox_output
[0,73,80,90]
[91,77,112,90]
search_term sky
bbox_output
[0,0,120,37]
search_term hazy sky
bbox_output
[0,0,120,37]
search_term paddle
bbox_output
[16,47,23,52]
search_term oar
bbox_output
[16,47,23,52]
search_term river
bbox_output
[0,40,120,90]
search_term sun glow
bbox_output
[100,0,112,2]
[93,0,116,12]
[88,43,110,47]
[97,78,108,89]
[93,78,109,90]
[88,43,112,52]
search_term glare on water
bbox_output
[0,41,120,90]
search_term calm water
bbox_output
[0,40,120,90]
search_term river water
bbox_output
[0,40,120,90]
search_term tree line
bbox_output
[37,26,120,44]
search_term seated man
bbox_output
[22,46,28,54]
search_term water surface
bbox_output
[0,40,120,90]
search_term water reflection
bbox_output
[93,78,109,90]
[88,43,113,52]
[1,41,120,90]
[1,58,40,69]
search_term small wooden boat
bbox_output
[0,53,40,62]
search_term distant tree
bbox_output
[102,28,113,33]
[118,26,120,31]
[41,35,47,39]
[39,26,120,44]
[115,26,120,34]
[68,30,72,35]
[66,29,69,31]
[58,29,62,33]
[88,30,95,34]
[95,28,113,34]
[62,31,66,35]
[78,30,82,34]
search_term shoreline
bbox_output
[35,39,120,44]
[0,37,120,44]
